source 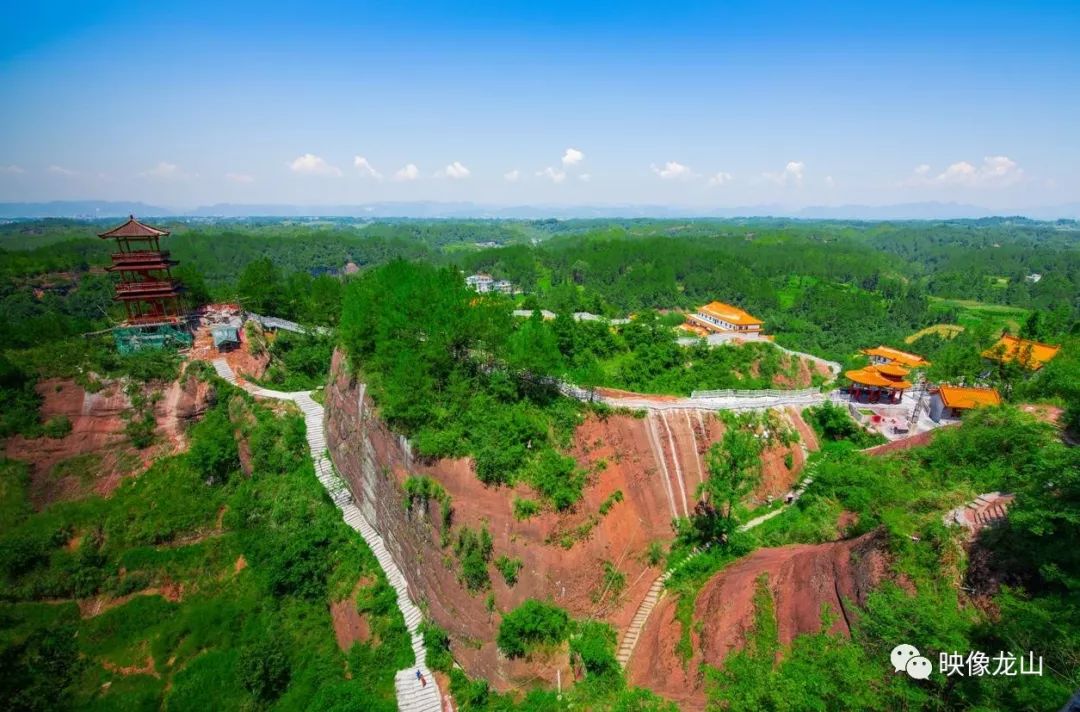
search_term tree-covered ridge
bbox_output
[339,260,588,509]
[4,217,1078,368]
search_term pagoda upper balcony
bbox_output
[108,250,177,272]
[114,279,182,299]
[111,249,172,262]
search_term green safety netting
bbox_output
[113,324,193,354]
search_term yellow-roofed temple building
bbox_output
[685,301,764,335]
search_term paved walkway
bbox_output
[211,360,442,711]
[559,382,825,412]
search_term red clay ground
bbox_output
[188,318,270,381]
[330,578,374,651]
[323,350,823,690]
[628,531,887,710]
[4,375,212,508]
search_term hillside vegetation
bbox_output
[0,375,410,711]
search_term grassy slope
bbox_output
[0,375,410,711]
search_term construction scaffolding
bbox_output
[113,322,193,355]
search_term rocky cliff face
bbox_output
[323,349,817,690]
[628,530,888,710]
[4,372,214,508]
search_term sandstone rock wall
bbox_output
[323,349,816,689]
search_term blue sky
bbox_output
[1,0,1078,209]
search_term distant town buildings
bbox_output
[466,273,514,294]
[981,334,1061,371]
[929,385,1001,422]
[686,301,764,335]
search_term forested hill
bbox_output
[3,217,1078,365]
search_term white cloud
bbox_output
[287,153,342,177]
[707,171,733,187]
[140,161,193,180]
[48,165,76,176]
[536,166,566,183]
[763,161,805,187]
[907,155,1025,188]
[226,172,255,184]
[439,161,471,179]
[393,163,420,181]
[824,175,835,188]
[651,161,693,180]
[562,148,584,167]
[504,169,521,182]
[578,173,591,182]
[0,164,25,175]
[353,155,383,180]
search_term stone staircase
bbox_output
[211,358,238,385]
[615,571,671,667]
[212,359,441,711]
[946,491,1014,534]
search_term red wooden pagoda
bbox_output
[99,216,184,324]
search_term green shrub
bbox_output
[495,555,523,587]
[570,620,619,678]
[420,620,453,672]
[403,475,453,532]
[645,541,666,567]
[259,522,335,600]
[42,415,72,439]
[238,636,291,703]
[513,498,541,520]
[454,527,493,592]
[805,401,885,448]
[527,450,584,511]
[496,599,570,658]
[124,412,156,449]
[599,489,624,515]
[187,407,239,484]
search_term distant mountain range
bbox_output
[1,199,1078,221]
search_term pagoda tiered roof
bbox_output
[845,365,913,389]
[98,215,169,239]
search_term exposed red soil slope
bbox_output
[628,531,887,710]
[331,600,371,651]
[1019,403,1063,425]
[4,375,213,508]
[188,317,270,381]
[772,353,833,388]
[862,427,950,456]
[323,350,820,691]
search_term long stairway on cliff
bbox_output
[211,359,443,712]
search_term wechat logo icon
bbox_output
[891,644,932,680]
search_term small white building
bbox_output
[466,273,514,294]
[466,273,495,292]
